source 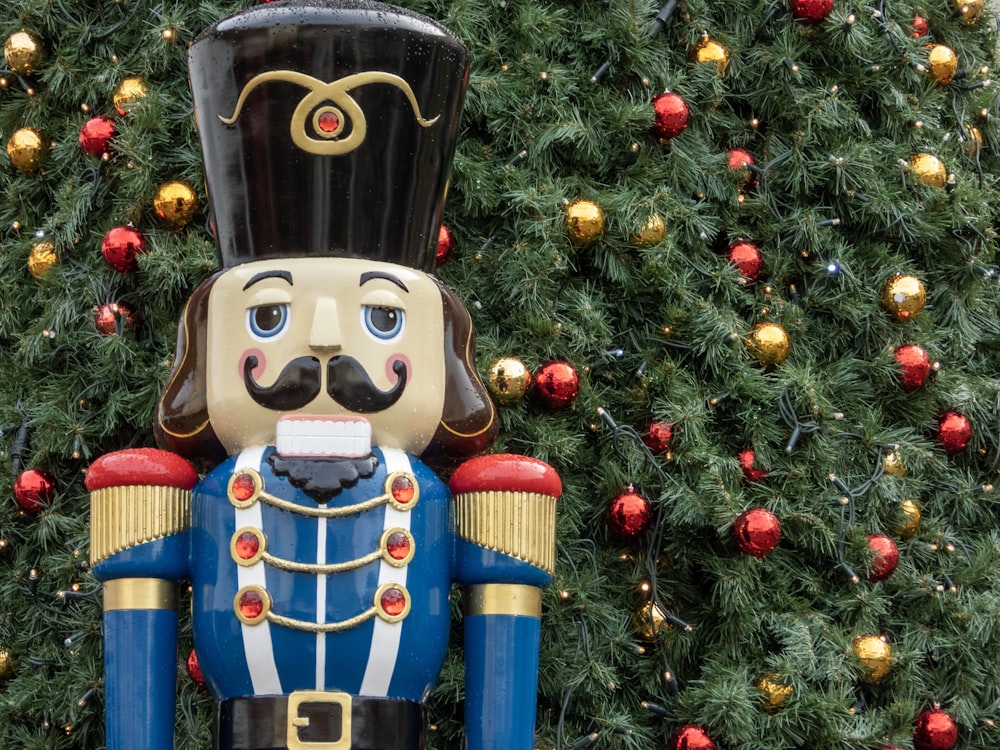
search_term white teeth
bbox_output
[275,418,372,458]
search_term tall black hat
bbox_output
[188,0,469,272]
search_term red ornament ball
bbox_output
[936,411,972,454]
[913,707,958,750]
[866,533,899,582]
[738,448,769,482]
[727,240,764,281]
[186,648,206,689]
[789,0,834,23]
[14,468,55,513]
[894,344,930,392]
[605,487,652,542]
[436,223,456,267]
[726,147,756,188]
[651,91,690,142]
[733,508,781,559]
[78,116,116,158]
[643,420,674,454]
[101,226,146,273]
[532,361,580,410]
[94,301,137,335]
[911,14,929,37]
[668,724,715,750]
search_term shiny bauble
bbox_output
[926,45,958,85]
[186,648,206,689]
[564,199,604,246]
[745,322,791,366]
[153,180,199,230]
[643,420,674,455]
[531,360,580,410]
[6,127,51,172]
[79,116,116,158]
[894,344,930,391]
[651,91,690,141]
[909,153,947,189]
[113,76,149,116]
[911,13,929,37]
[633,598,670,639]
[632,213,666,246]
[896,498,921,539]
[852,634,892,683]
[790,0,834,23]
[4,31,44,75]
[727,147,757,188]
[690,37,730,74]
[94,301,137,335]
[880,274,926,322]
[936,411,972,454]
[0,647,14,682]
[605,487,652,542]
[756,673,793,712]
[738,448,769,482]
[883,449,906,476]
[727,240,763,281]
[668,724,715,750]
[14,468,55,513]
[486,357,531,405]
[963,124,983,158]
[867,534,899,582]
[27,241,57,278]
[101,226,147,273]
[913,707,958,750]
[733,508,781,559]
[435,223,456,266]
[951,0,983,24]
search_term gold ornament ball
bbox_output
[633,599,670,640]
[4,31,44,75]
[153,180,199,230]
[964,124,983,158]
[690,36,730,73]
[565,199,604,246]
[883,449,906,477]
[896,498,922,539]
[909,153,947,189]
[927,44,958,84]
[951,0,984,24]
[6,127,51,173]
[632,214,666,246]
[28,241,57,278]
[880,274,926,322]
[486,357,531,405]
[745,322,791,366]
[851,634,892,684]
[0,647,14,682]
[756,673,793,713]
[113,76,149,116]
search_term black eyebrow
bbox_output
[359,271,409,293]
[242,270,293,291]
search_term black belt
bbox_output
[216,692,425,750]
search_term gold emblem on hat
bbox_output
[220,70,439,156]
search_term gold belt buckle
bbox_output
[286,690,353,750]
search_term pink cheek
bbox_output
[389,354,411,383]
[239,348,266,381]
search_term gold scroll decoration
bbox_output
[219,70,439,156]
[90,485,192,566]
[452,490,557,576]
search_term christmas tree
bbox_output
[2,0,1000,748]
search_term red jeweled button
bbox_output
[386,531,410,561]
[391,476,414,505]
[231,473,256,502]
[238,590,264,620]
[318,111,340,133]
[235,531,260,560]
[380,586,406,617]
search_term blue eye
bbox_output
[362,305,404,340]
[247,304,290,339]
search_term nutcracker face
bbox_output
[203,256,447,457]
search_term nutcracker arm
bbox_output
[86,447,198,750]
[449,454,561,750]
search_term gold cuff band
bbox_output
[90,485,192,566]
[103,578,178,612]
[453,490,557,575]
[465,583,542,618]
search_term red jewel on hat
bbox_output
[318,111,340,133]
[391,475,415,505]
[234,530,261,561]
[231,473,257,502]
[238,589,265,620]
[386,531,411,561]
[380,585,407,617]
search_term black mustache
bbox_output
[243,355,407,413]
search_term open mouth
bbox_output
[275,415,372,458]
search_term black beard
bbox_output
[268,452,379,503]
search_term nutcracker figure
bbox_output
[84,2,561,749]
